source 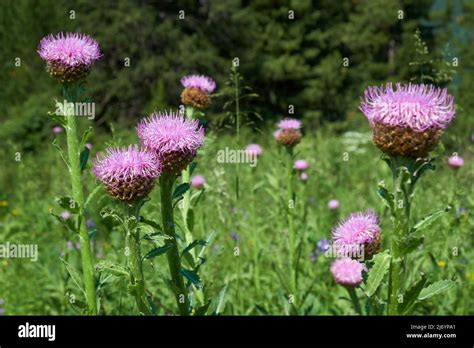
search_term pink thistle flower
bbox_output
[137,110,205,174]
[328,199,340,210]
[299,172,308,182]
[273,130,282,139]
[277,118,302,130]
[330,258,366,287]
[448,155,464,169]
[245,144,263,157]
[191,175,205,189]
[92,145,161,202]
[332,210,381,259]
[360,83,455,157]
[180,74,216,94]
[85,143,93,150]
[38,32,101,82]
[360,83,454,132]
[294,159,309,171]
[52,126,63,134]
[61,211,71,220]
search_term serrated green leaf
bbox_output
[172,183,190,200]
[144,245,172,259]
[365,251,391,297]
[400,235,424,254]
[412,206,451,233]
[49,112,67,127]
[56,195,79,213]
[61,258,86,296]
[95,262,129,277]
[418,280,456,301]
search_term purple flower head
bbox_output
[86,219,94,229]
[299,172,308,182]
[360,83,455,132]
[52,126,63,134]
[277,118,302,130]
[61,211,71,220]
[231,231,239,242]
[66,240,74,250]
[93,145,161,201]
[245,144,263,157]
[137,110,205,174]
[181,74,216,94]
[294,159,309,171]
[448,155,464,169]
[191,175,205,189]
[328,199,340,210]
[330,258,366,287]
[317,239,331,253]
[85,143,93,150]
[38,32,101,67]
[332,210,381,257]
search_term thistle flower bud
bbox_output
[448,155,464,169]
[191,175,205,189]
[331,258,366,287]
[180,75,216,109]
[38,32,101,83]
[92,145,161,202]
[360,83,455,158]
[332,210,381,260]
[137,110,205,175]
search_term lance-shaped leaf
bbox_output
[411,206,452,233]
[365,251,391,297]
[143,245,172,260]
[418,280,456,301]
[172,183,190,200]
[377,180,394,212]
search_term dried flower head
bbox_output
[180,75,216,109]
[360,83,455,157]
[332,210,381,259]
[93,145,161,202]
[38,32,101,83]
[137,110,205,174]
[330,258,366,287]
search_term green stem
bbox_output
[123,202,150,315]
[63,84,97,315]
[286,147,296,297]
[347,287,362,315]
[233,64,240,201]
[160,173,189,315]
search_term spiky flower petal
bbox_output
[93,145,161,202]
[137,110,205,174]
[274,118,302,146]
[332,210,381,259]
[180,75,216,93]
[360,83,455,157]
[331,258,366,287]
[38,32,101,82]
[277,118,302,130]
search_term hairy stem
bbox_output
[160,173,189,315]
[63,84,97,315]
[347,287,363,315]
[286,146,296,298]
[123,202,150,315]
